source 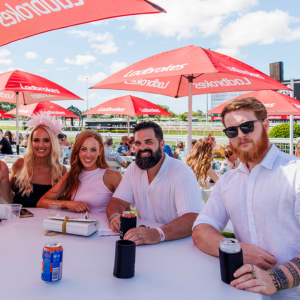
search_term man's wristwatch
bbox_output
[155,227,165,242]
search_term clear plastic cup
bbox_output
[8,204,22,226]
[48,203,61,217]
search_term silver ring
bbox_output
[139,234,142,239]
[249,264,255,273]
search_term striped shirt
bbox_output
[113,154,203,224]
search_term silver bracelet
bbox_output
[108,213,121,222]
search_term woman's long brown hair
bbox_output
[185,139,213,188]
[64,130,108,200]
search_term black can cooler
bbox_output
[120,211,137,239]
[219,238,244,284]
[113,240,136,279]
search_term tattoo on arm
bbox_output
[267,267,289,291]
[290,257,300,269]
[285,262,300,288]
[267,256,300,292]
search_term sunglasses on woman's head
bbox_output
[223,120,263,138]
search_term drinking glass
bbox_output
[8,204,22,226]
[48,203,61,217]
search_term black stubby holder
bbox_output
[113,240,136,279]
[120,216,136,239]
[219,248,243,284]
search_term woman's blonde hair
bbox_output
[185,138,213,188]
[16,125,63,197]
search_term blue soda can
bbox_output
[41,242,63,282]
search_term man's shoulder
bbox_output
[275,150,300,167]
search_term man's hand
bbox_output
[230,264,277,296]
[66,201,90,213]
[240,242,277,270]
[124,227,161,245]
[109,215,121,233]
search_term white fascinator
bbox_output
[26,112,64,135]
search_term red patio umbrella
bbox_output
[0,70,82,151]
[6,101,79,119]
[90,45,290,151]
[0,109,14,119]
[0,0,165,47]
[208,90,300,115]
[82,95,173,136]
[207,90,300,155]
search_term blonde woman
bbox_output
[10,114,67,207]
[185,135,219,189]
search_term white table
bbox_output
[0,208,262,300]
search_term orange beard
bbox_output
[230,127,270,164]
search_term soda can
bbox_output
[120,211,137,239]
[219,238,243,284]
[41,242,63,282]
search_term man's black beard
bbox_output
[135,147,162,170]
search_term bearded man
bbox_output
[192,97,300,299]
[107,121,202,245]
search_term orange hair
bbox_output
[64,130,108,200]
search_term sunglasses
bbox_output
[223,120,263,138]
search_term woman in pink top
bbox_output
[38,131,122,213]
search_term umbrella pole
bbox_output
[16,92,19,155]
[290,79,295,155]
[127,115,130,137]
[290,115,294,155]
[187,77,193,153]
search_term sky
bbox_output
[1,0,300,115]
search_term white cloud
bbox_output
[55,67,69,71]
[77,72,107,83]
[127,40,135,46]
[64,55,96,66]
[133,0,258,40]
[109,61,128,74]
[0,49,10,58]
[0,59,13,65]
[25,52,38,59]
[68,29,119,54]
[217,10,300,56]
[118,25,126,30]
[91,41,119,54]
[45,58,56,65]
[68,29,112,42]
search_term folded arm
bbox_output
[37,173,90,213]
[125,212,198,245]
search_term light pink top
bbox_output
[72,168,113,213]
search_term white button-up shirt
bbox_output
[193,145,300,300]
[113,154,203,225]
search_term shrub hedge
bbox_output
[268,122,300,138]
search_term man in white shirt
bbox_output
[192,97,300,299]
[107,121,202,245]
